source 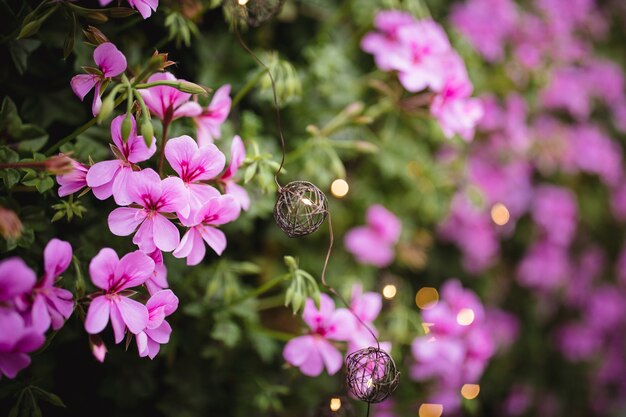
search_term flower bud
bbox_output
[141,117,154,147]
[45,154,74,175]
[89,335,107,363]
[97,94,115,123]
[0,207,22,240]
[121,113,133,142]
[17,20,43,39]
[85,12,108,24]
[177,81,207,95]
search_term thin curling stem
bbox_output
[233,24,286,189]
[320,212,380,351]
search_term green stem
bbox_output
[251,326,296,342]
[157,114,172,175]
[232,68,266,107]
[229,273,289,306]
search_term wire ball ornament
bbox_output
[274,181,328,238]
[345,347,400,404]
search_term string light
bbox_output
[330,179,349,198]
[456,308,475,326]
[238,0,249,5]
[415,287,439,309]
[461,384,480,400]
[329,397,342,412]
[418,403,443,417]
[382,284,397,299]
[490,203,510,226]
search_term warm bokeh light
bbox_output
[461,384,480,400]
[416,287,439,309]
[382,284,397,299]
[238,0,249,5]
[490,202,510,226]
[301,198,313,206]
[330,179,349,198]
[419,403,443,417]
[329,397,342,412]
[456,308,475,326]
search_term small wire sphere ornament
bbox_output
[345,347,400,404]
[274,181,328,238]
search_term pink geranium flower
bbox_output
[164,135,225,215]
[145,249,168,295]
[0,310,45,379]
[86,114,156,205]
[361,10,418,71]
[345,204,401,267]
[140,72,202,122]
[56,156,88,197]
[84,248,155,343]
[283,294,355,377]
[71,42,127,116]
[136,289,178,359]
[108,169,188,253]
[0,258,36,302]
[173,194,241,265]
[194,84,232,146]
[219,136,250,211]
[28,239,74,332]
[99,0,158,19]
[348,284,383,352]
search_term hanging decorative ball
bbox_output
[345,347,400,404]
[274,181,328,238]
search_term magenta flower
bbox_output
[517,240,570,291]
[361,10,418,71]
[84,248,154,343]
[145,249,168,296]
[344,204,401,267]
[283,294,355,377]
[532,185,578,246]
[140,72,202,121]
[0,310,45,379]
[108,169,188,253]
[86,114,156,205]
[219,135,250,211]
[70,42,127,116]
[173,194,241,265]
[194,84,232,146]
[56,156,88,197]
[0,258,36,303]
[164,135,225,215]
[348,284,382,352]
[99,0,158,19]
[28,239,74,332]
[430,60,484,141]
[136,289,178,359]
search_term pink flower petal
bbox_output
[302,293,335,330]
[111,166,135,206]
[173,227,206,265]
[284,335,316,367]
[114,250,155,290]
[0,258,36,301]
[133,217,156,253]
[326,308,357,341]
[89,248,119,290]
[108,207,146,236]
[198,225,226,256]
[30,295,51,333]
[317,338,343,375]
[164,135,198,178]
[116,296,149,334]
[86,159,121,189]
[225,182,251,211]
[145,320,172,344]
[84,296,111,334]
[173,101,202,119]
[222,135,245,180]
[152,214,180,252]
[109,300,126,343]
[43,238,73,286]
[160,176,189,216]
[94,42,127,78]
[146,289,178,317]
[70,74,98,101]
[0,352,31,379]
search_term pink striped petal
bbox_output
[84,296,110,334]
[198,225,226,256]
[89,248,119,290]
[152,214,180,252]
[116,297,149,335]
[70,74,97,101]
[94,42,127,78]
[114,250,155,290]
[108,207,146,236]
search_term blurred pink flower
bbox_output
[71,42,127,116]
[99,0,158,19]
[28,239,74,332]
[569,125,622,187]
[361,10,417,71]
[554,322,601,361]
[0,310,45,379]
[517,240,570,291]
[283,294,355,377]
[140,72,202,121]
[56,157,88,197]
[219,136,250,211]
[136,289,178,359]
[347,284,382,352]
[532,185,578,246]
[108,169,188,253]
[84,248,155,343]
[194,84,231,146]
[145,249,168,295]
[345,204,401,267]
[173,194,241,265]
[0,258,36,302]
[86,115,156,205]
[164,135,225,215]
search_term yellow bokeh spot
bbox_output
[382,284,397,299]
[461,384,480,400]
[456,308,475,326]
[490,203,510,226]
[419,403,443,417]
[330,179,349,198]
[238,0,249,4]
[301,198,313,206]
[415,287,439,309]
[329,397,342,412]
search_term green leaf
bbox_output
[243,161,258,184]
[211,320,241,347]
[9,39,42,75]
[31,387,66,408]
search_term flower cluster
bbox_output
[59,41,248,360]
[361,10,483,140]
[283,286,388,377]
[0,239,74,378]
[410,280,515,412]
[344,205,401,268]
